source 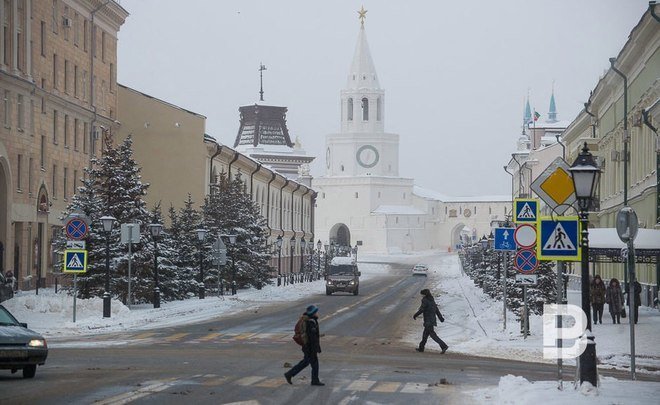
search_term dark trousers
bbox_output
[419,325,448,350]
[610,311,621,324]
[286,350,319,383]
[592,303,604,324]
[633,305,639,324]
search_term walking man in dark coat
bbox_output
[285,305,325,386]
[413,289,448,353]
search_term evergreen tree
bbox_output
[169,195,204,297]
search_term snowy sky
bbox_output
[116,0,648,196]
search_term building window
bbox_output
[17,94,24,130]
[474,206,477,215]
[340,165,344,172]
[63,167,68,199]
[52,164,57,198]
[355,192,359,198]
[74,65,78,97]
[74,118,79,150]
[377,97,382,121]
[403,193,406,199]
[83,19,88,52]
[361,97,369,121]
[40,21,46,56]
[73,13,79,46]
[40,136,45,168]
[63,114,69,147]
[3,90,9,127]
[101,31,106,62]
[83,121,88,153]
[73,169,78,195]
[378,191,381,198]
[30,99,35,134]
[28,157,33,194]
[52,0,58,34]
[63,6,69,41]
[64,59,69,93]
[347,98,353,121]
[16,154,22,191]
[82,70,87,101]
[52,110,58,143]
[110,63,115,93]
[52,53,58,88]
[322,192,325,199]
[489,207,492,215]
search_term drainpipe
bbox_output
[227,151,239,180]
[511,154,524,197]
[300,188,310,240]
[555,135,566,160]
[209,143,222,195]
[89,0,111,162]
[584,92,597,139]
[503,166,514,217]
[310,191,317,253]
[650,1,660,23]
[642,104,659,296]
[279,179,289,274]
[609,57,628,206]
[265,172,276,237]
[291,183,301,239]
[249,163,262,197]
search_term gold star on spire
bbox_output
[358,6,367,27]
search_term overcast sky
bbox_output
[117,0,648,197]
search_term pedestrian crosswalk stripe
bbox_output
[372,382,401,393]
[235,332,257,340]
[202,377,230,386]
[542,222,576,250]
[198,332,222,341]
[254,378,285,388]
[235,376,267,386]
[346,380,376,391]
[164,333,189,342]
[134,332,157,339]
[400,382,428,394]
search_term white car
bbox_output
[412,264,428,276]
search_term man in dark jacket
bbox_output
[627,280,642,324]
[285,305,325,386]
[413,289,448,353]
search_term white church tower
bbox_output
[314,8,421,253]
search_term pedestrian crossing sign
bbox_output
[537,217,581,261]
[63,249,87,273]
[514,199,539,223]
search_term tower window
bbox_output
[355,192,359,198]
[347,98,353,121]
[377,97,382,121]
[361,98,369,121]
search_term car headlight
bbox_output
[326,281,333,285]
[349,281,355,285]
[28,339,46,348]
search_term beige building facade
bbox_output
[116,85,317,278]
[0,0,127,289]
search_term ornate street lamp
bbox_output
[289,235,296,284]
[223,234,237,295]
[316,240,322,276]
[324,243,330,275]
[148,223,163,308]
[568,142,601,387]
[276,235,283,286]
[488,232,494,249]
[194,228,208,299]
[100,215,116,318]
[479,235,488,250]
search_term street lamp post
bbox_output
[316,240,322,279]
[300,238,306,282]
[194,228,208,299]
[290,235,296,284]
[276,235,283,286]
[100,215,116,318]
[353,244,358,262]
[569,142,601,387]
[223,234,237,295]
[148,223,163,309]
[324,243,330,276]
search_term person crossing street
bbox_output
[413,289,448,354]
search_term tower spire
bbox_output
[259,63,267,102]
[358,6,367,27]
[548,82,557,122]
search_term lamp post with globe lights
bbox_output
[194,228,208,299]
[100,215,116,318]
[276,235,283,286]
[148,223,163,308]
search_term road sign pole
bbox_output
[127,225,133,308]
[556,260,564,390]
[73,274,77,323]
[523,285,528,339]
[503,252,507,331]
[628,239,636,380]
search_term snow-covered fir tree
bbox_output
[203,172,273,289]
[168,195,205,297]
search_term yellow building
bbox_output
[116,85,317,278]
[0,0,128,290]
[562,6,659,304]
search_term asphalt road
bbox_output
[1,259,657,404]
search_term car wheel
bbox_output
[353,289,359,296]
[326,289,332,296]
[23,365,36,379]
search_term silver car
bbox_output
[0,305,48,378]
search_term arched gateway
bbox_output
[329,223,351,247]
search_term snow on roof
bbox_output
[412,186,510,203]
[331,256,356,266]
[589,228,660,250]
[528,120,571,129]
[372,205,426,215]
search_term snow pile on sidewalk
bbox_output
[3,262,383,339]
[468,375,660,404]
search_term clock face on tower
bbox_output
[356,145,379,168]
[326,147,331,169]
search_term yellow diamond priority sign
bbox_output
[530,157,576,215]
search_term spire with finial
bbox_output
[259,63,267,102]
[358,5,367,27]
[548,81,557,122]
[523,91,532,127]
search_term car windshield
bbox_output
[327,264,355,275]
[414,266,427,270]
[0,307,19,326]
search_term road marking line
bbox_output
[235,332,258,340]
[371,382,400,392]
[254,378,285,388]
[346,379,376,391]
[198,332,222,341]
[400,382,427,394]
[96,380,175,405]
[235,376,267,386]
[164,333,190,342]
[202,377,229,386]
[133,332,157,339]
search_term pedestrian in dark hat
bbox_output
[284,305,325,386]
[413,289,448,353]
